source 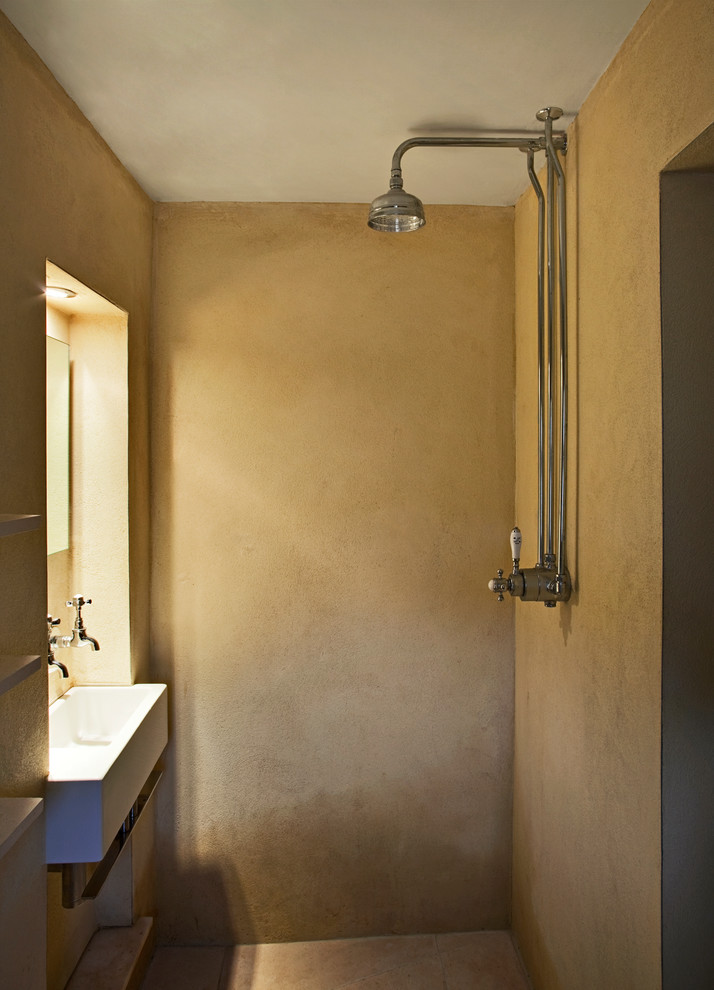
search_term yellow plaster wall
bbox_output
[150,201,516,943]
[0,10,153,986]
[0,12,153,688]
[512,0,714,987]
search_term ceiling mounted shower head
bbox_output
[367,186,425,233]
[368,123,568,235]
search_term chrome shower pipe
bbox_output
[386,134,567,190]
[545,128,556,565]
[483,107,571,606]
[544,114,569,584]
[525,148,546,568]
[366,108,571,606]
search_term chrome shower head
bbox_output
[367,186,425,232]
[368,124,569,234]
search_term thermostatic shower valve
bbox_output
[488,528,571,607]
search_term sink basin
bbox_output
[45,684,167,863]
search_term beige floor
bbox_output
[139,931,532,990]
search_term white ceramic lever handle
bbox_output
[510,527,522,562]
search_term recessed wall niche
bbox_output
[45,260,130,688]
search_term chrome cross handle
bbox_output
[488,569,509,602]
[66,595,92,610]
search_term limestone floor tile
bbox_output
[437,932,531,990]
[339,953,446,989]
[140,946,227,990]
[67,919,154,990]
[219,934,437,990]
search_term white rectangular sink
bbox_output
[45,684,167,864]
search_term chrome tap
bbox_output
[488,527,571,607]
[47,615,70,677]
[62,595,101,650]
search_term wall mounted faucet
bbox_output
[47,614,69,677]
[63,595,101,651]
[48,595,101,675]
[50,596,101,655]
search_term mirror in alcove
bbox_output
[45,260,131,686]
[46,333,69,555]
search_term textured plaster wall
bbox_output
[0,11,153,681]
[151,201,516,943]
[0,10,153,987]
[511,0,714,987]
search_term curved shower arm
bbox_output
[388,133,567,187]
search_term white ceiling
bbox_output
[1,0,650,205]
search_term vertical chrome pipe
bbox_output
[486,108,571,607]
[545,120,556,562]
[544,126,569,580]
[526,148,546,566]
